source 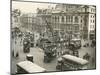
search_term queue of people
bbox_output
[82,39,96,48]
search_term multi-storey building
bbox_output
[20,4,96,40]
[78,5,96,40]
[87,6,96,40]
[12,9,21,38]
[20,13,39,32]
[37,4,96,40]
[51,10,81,39]
[37,4,82,40]
[53,4,96,40]
[12,9,21,28]
[20,13,33,32]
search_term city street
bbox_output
[11,2,96,74]
[11,37,96,74]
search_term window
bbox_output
[68,16,70,22]
[90,25,93,29]
[75,26,79,30]
[93,9,95,12]
[62,16,64,22]
[71,16,73,22]
[93,20,94,23]
[57,16,59,22]
[69,16,72,22]
[91,9,92,12]
[75,16,78,23]
[81,24,82,28]
[70,26,72,30]
[66,26,68,30]
[93,25,94,28]
[81,20,82,23]
[91,15,92,18]
[66,16,68,22]
[52,16,54,23]
[91,8,95,13]
[69,16,71,22]
[91,20,92,23]
[55,16,57,22]
[68,26,70,30]
[66,16,69,23]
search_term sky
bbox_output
[12,1,56,13]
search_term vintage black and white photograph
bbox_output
[11,0,96,74]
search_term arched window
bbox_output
[75,16,78,23]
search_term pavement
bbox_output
[11,37,96,74]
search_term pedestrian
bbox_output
[61,50,64,55]
[60,50,62,57]
[57,52,59,57]
[14,37,17,57]
[15,40,16,45]
[16,52,19,58]
[87,43,89,47]
[20,37,23,46]
[60,60,64,71]
[92,57,95,65]
[12,50,14,57]
[83,53,90,60]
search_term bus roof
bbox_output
[71,39,81,41]
[17,61,46,73]
[62,54,88,65]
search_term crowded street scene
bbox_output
[11,1,96,74]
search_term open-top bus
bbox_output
[16,61,46,74]
[56,54,89,71]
